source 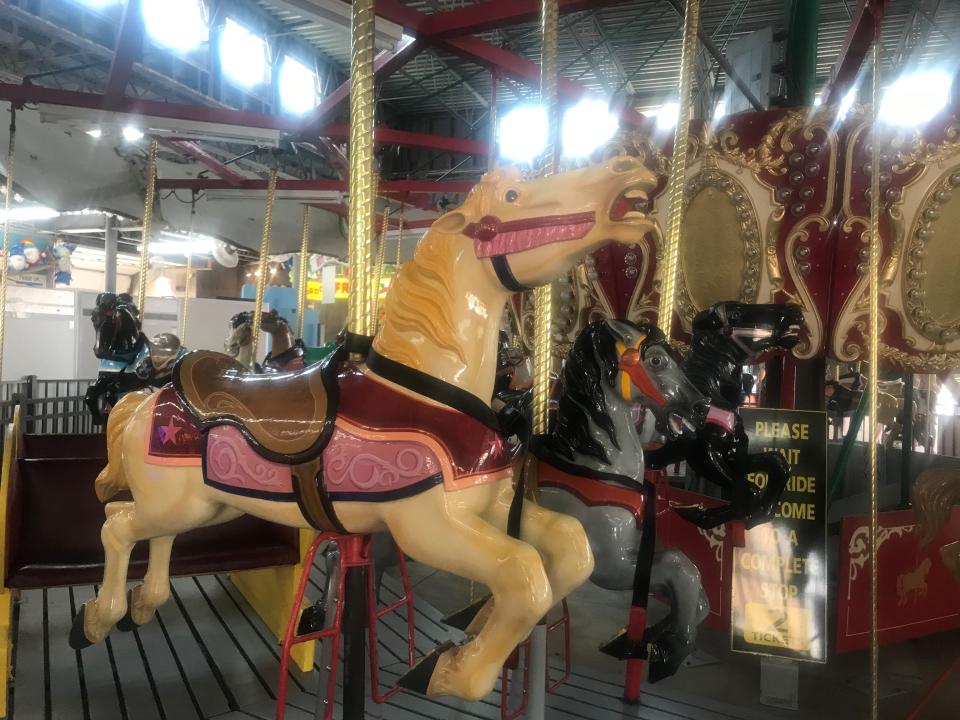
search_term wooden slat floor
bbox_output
[10,558,767,720]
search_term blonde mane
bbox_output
[373,230,465,369]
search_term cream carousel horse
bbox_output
[71,157,680,701]
[223,308,307,372]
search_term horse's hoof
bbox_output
[441,596,490,632]
[296,601,326,636]
[115,590,138,633]
[396,641,455,696]
[646,632,694,683]
[69,606,94,650]
[598,628,647,660]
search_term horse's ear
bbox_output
[432,211,468,235]
[605,319,635,344]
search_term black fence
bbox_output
[0,376,99,437]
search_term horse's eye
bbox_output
[621,348,640,366]
[650,354,664,367]
[505,189,519,203]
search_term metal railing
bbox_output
[0,375,98,437]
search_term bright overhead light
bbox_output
[86,128,102,139]
[838,87,857,118]
[0,206,60,223]
[879,70,952,127]
[713,100,727,120]
[220,18,270,88]
[655,102,679,131]
[143,0,208,53]
[499,105,547,164]
[813,92,823,107]
[561,99,618,159]
[279,56,318,115]
[122,126,144,142]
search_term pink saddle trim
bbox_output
[205,425,294,499]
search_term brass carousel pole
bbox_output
[347,0,376,339]
[868,42,882,720]
[657,0,701,331]
[296,206,310,341]
[250,169,278,366]
[136,139,159,316]
[0,106,15,382]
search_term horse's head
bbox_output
[92,292,141,359]
[602,320,707,441]
[692,302,804,360]
[224,311,254,357]
[430,155,657,289]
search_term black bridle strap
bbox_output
[365,348,501,433]
[490,255,531,293]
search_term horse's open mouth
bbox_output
[610,185,652,223]
[667,411,696,436]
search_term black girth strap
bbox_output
[490,255,531,293]
[365,348,501,433]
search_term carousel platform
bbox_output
[8,554,769,720]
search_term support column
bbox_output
[104,215,118,294]
[784,0,820,106]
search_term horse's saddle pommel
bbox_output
[173,350,336,462]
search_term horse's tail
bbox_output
[912,469,960,545]
[95,390,152,502]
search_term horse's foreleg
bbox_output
[126,535,175,628]
[383,499,552,701]
[77,502,143,645]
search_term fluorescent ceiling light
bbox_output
[86,128,102,139]
[220,18,270,88]
[39,105,282,147]
[655,102,679,131]
[279,56,318,115]
[499,105,547,164]
[143,0,208,53]
[203,189,342,203]
[1,206,60,223]
[122,126,144,142]
[713,100,727,120]
[879,70,952,127]
[561,99,618,159]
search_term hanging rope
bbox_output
[296,205,310,340]
[251,169,279,367]
[657,0,701,332]
[868,42,882,720]
[137,139,159,316]
[373,203,389,332]
[0,105,16,383]
[180,191,197,343]
[347,0,376,339]
[531,0,560,437]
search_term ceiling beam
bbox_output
[155,178,475,193]
[157,139,247,185]
[103,0,143,109]
[319,124,490,154]
[821,0,890,106]
[420,0,633,40]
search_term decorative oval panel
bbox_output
[677,169,761,321]
[903,168,960,344]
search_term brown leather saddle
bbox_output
[172,348,340,464]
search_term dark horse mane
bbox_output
[93,292,143,360]
[543,322,623,466]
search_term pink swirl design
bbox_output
[207,426,292,493]
[323,428,439,492]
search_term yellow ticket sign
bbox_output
[731,408,827,662]
[306,280,322,302]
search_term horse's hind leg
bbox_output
[382,496,553,700]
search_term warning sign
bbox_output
[731,408,827,662]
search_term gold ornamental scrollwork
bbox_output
[675,167,762,326]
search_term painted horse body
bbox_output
[534,320,710,681]
[72,157,677,701]
[84,293,187,424]
[646,301,804,529]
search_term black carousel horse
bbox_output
[646,301,805,529]
[84,293,186,424]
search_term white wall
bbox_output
[3,287,76,381]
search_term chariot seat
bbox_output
[174,350,337,461]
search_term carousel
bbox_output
[0,1,956,719]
